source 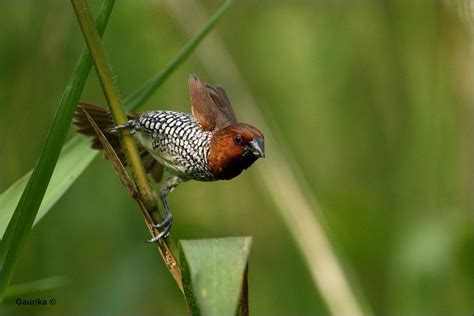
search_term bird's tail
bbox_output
[73,103,164,182]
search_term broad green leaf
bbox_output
[0,0,115,299]
[0,136,97,237]
[0,0,235,240]
[180,237,251,316]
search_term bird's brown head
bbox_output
[208,123,264,180]
[188,74,264,180]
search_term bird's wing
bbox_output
[189,74,237,132]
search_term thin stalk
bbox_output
[71,0,182,289]
[71,0,154,210]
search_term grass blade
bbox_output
[3,275,70,300]
[180,237,251,316]
[0,0,115,300]
[123,0,235,111]
[0,137,96,237]
[0,0,234,239]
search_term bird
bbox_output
[74,74,265,242]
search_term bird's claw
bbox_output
[145,212,172,243]
[153,212,172,228]
[146,224,171,243]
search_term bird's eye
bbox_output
[234,134,243,145]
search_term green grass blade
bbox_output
[180,237,252,316]
[0,0,235,239]
[3,275,70,300]
[0,0,115,300]
[0,137,97,238]
[123,0,235,111]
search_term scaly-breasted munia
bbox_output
[74,75,265,241]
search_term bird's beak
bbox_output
[248,137,265,158]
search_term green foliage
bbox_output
[0,1,472,315]
[0,0,239,309]
[0,137,96,237]
[180,237,251,316]
[3,276,69,300]
[0,0,115,300]
[0,0,235,238]
[123,0,235,111]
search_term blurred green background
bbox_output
[1,1,473,315]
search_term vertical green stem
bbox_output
[70,0,156,211]
[70,0,183,290]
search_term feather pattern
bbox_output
[132,111,215,181]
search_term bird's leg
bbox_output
[108,120,137,134]
[146,175,183,242]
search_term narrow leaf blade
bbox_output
[123,0,235,111]
[0,136,97,237]
[3,275,70,300]
[0,0,115,299]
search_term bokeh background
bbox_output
[1,1,473,315]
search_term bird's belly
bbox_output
[149,151,189,178]
[133,131,213,181]
[133,132,187,176]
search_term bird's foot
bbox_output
[153,211,172,229]
[145,212,172,243]
[145,229,170,243]
[145,175,181,243]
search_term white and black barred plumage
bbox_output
[130,111,215,181]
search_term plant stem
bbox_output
[71,0,182,290]
[71,0,155,210]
